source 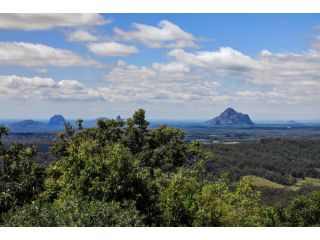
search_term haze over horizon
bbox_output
[0,14,320,120]
[1,108,320,123]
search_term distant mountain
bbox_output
[47,114,66,130]
[8,120,47,133]
[7,115,113,132]
[8,114,66,133]
[287,120,299,125]
[48,115,66,127]
[116,115,122,122]
[206,108,254,126]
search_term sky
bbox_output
[0,13,320,120]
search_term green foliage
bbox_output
[75,119,83,130]
[258,191,320,227]
[3,199,144,227]
[3,112,320,227]
[194,177,262,226]
[57,142,150,205]
[42,109,185,225]
[157,169,264,227]
[159,172,200,226]
[259,204,287,227]
[0,139,45,214]
[0,125,10,146]
[285,191,320,226]
[139,125,187,172]
[39,162,63,202]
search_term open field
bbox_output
[244,175,320,192]
[243,175,286,189]
[296,177,320,187]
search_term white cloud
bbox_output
[249,49,320,86]
[95,46,320,105]
[234,85,320,105]
[1,37,319,106]
[98,60,221,103]
[114,20,198,49]
[169,48,320,84]
[88,42,138,56]
[167,47,320,105]
[168,47,257,75]
[152,62,189,74]
[67,30,98,42]
[33,68,48,74]
[0,14,109,31]
[0,75,100,101]
[0,41,101,67]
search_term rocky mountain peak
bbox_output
[48,114,66,126]
[206,108,254,126]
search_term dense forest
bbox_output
[1,109,320,227]
[203,139,320,185]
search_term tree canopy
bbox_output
[1,109,320,227]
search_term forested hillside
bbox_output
[1,110,320,227]
[203,139,320,185]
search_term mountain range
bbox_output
[7,115,110,133]
[5,108,257,132]
[287,120,300,125]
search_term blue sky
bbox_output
[0,14,320,120]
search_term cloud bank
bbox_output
[0,14,109,31]
[0,75,100,101]
[88,42,139,56]
[115,20,198,49]
[0,41,101,67]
